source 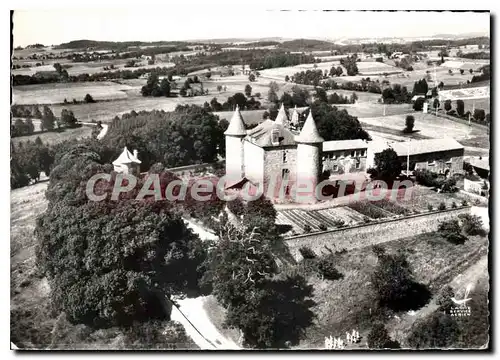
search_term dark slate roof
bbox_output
[244,120,297,148]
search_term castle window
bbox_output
[282,168,290,180]
[351,150,356,157]
[355,159,361,169]
[361,149,367,157]
[283,151,287,163]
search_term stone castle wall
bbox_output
[285,206,471,260]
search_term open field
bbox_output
[359,111,487,141]
[12,58,176,76]
[11,125,93,146]
[297,230,488,348]
[326,89,381,103]
[13,82,136,105]
[334,103,413,118]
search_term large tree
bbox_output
[371,148,402,180]
[36,149,206,328]
[202,224,315,348]
[61,109,78,128]
[371,249,430,311]
[244,84,252,97]
[41,105,56,131]
[311,103,371,142]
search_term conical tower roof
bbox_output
[294,109,324,144]
[274,103,289,126]
[112,146,142,165]
[224,105,247,136]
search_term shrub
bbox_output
[414,169,440,188]
[451,201,457,209]
[407,311,459,349]
[332,219,346,228]
[436,286,455,313]
[438,219,467,244]
[372,244,386,257]
[438,202,446,211]
[367,322,400,349]
[84,94,95,103]
[458,214,486,237]
[303,224,312,233]
[318,224,328,231]
[299,246,316,260]
[315,257,343,281]
[427,204,434,211]
[462,199,468,206]
[440,177,458,193]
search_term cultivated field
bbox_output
[327,90,381,103]
[276,186,479,236]
[11,126,93,146]
[13,82,136,105]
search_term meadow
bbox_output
[297,230,488,348]
[13,81,136,105]
[11,126,93,146]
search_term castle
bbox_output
[224,104,370,203]
[224,104,464,203]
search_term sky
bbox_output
[12,9,490,47]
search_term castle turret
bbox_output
[294,109,324,203]
[290,105,299,127]
[274,103,289,128]
[224,105,246,181]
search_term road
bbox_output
[170,296,240,350]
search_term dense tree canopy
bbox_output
[36,147,207,329]
[310,103,371,142]
[101,106,225,169]
[370,148,402,180]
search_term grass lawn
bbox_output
[297,230,488,349]
[11,126,93,145]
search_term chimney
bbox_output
[133,149,138,159]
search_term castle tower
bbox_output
[294,109,324,203]
[224,105,246,181]
[112,146,142,175]
[274,103,289,128]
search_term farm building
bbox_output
[368,138,465,176]
[468,156,490,179]
[322,139,369,175]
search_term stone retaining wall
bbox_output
[285,206,471,260]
